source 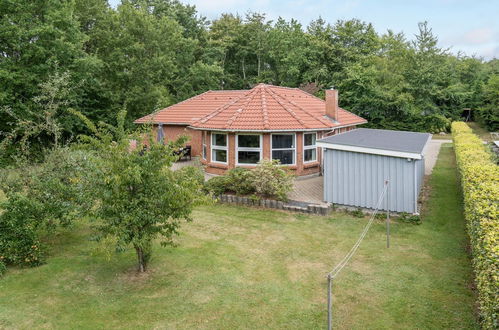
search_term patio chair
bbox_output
[182,145,192,160]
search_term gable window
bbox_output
[271,133,295,165]
[303,132,317,162]
[211,133,227,163]
[202,131,207,159]
[236,134,262,165]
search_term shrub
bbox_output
[0,147,93,268]
[204,160,294,201]
[368,113,451,133]
[350,208,365,218]
[452,122,499,329]
[398,212,422,225]
[225,167,254,195]
[0,260,6,277]
[249,159,293,201]
[176,166,205,187]
[0,193,46,266]
[204,175,229,196]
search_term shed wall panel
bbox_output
[324,149,420,213]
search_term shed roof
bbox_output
[317,128,432,159]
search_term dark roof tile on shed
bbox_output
[318,128,431,155]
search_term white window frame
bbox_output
[202,131,207,160]
[271,133,296,166]
[303,132,317,163]
[236,134,262,165]
[211,132,228,164]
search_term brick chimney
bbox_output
[325,88,339,122]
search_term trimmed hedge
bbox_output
[451,122,499,329]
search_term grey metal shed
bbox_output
[317,128,431,214]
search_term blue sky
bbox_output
[109,0,499,59]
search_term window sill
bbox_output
[236,164,258,168]
[209,162,229,169]
[303,161,319,168]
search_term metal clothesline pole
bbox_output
[327,274,332,330]
[386,180,390,249]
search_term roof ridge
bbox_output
[225,88,259,129]
[266,87,309,128]
[192,90,253,126]
[285,96,334,126]
[261,87,270,129]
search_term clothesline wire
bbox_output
[327,182,388,279]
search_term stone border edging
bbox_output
[217,194,332,216]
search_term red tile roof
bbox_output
[134,84,366,131]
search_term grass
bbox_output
[467,122,492,142]
[0,145,478,329]
[432,121,491,141]
[432,132,453,140]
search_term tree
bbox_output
[0,70,75,162]
[0,147,93,266]
[478,74,499,131]
[0,0,95,137]
[74,110,206,272]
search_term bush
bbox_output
[175,166,205,187]
[350,208,365,218]
[225,167,254,195]
[398,212,422,225]
[0,260,6,277]
[203,160,294,201]
[0,147,93,268]
[0,193,46,266]
[368,113,451,133]
[249,159,293,201]
[452,122,499,329]
[204,175,229,196]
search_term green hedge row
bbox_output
[451,122,499,329]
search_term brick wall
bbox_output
[202,131,322,176]
[155,125,202,156]
[156,125,357,176]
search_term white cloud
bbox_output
[460,27,495,45]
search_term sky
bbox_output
[109,0,499,60]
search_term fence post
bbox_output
[386,180,390,248]
[327,274,332,330]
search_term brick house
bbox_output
[134,84,366,176]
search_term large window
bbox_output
[202,131,207,159]
[303,132,317,162]
[271,134,295,165]
[236,134,262,164]
[211,133,227,163]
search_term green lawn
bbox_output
[0,145,478,329]
[432,132,453,140]
[467,122,492,142]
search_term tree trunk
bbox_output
[242,58,246,81]
[135,246,146,272]
[257,55,261,77]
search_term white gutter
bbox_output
[135,122,191,125]
[187,121,367,133]
[316,142,422,159]
[188,127,351,133]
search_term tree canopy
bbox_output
[1,0,497,159]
